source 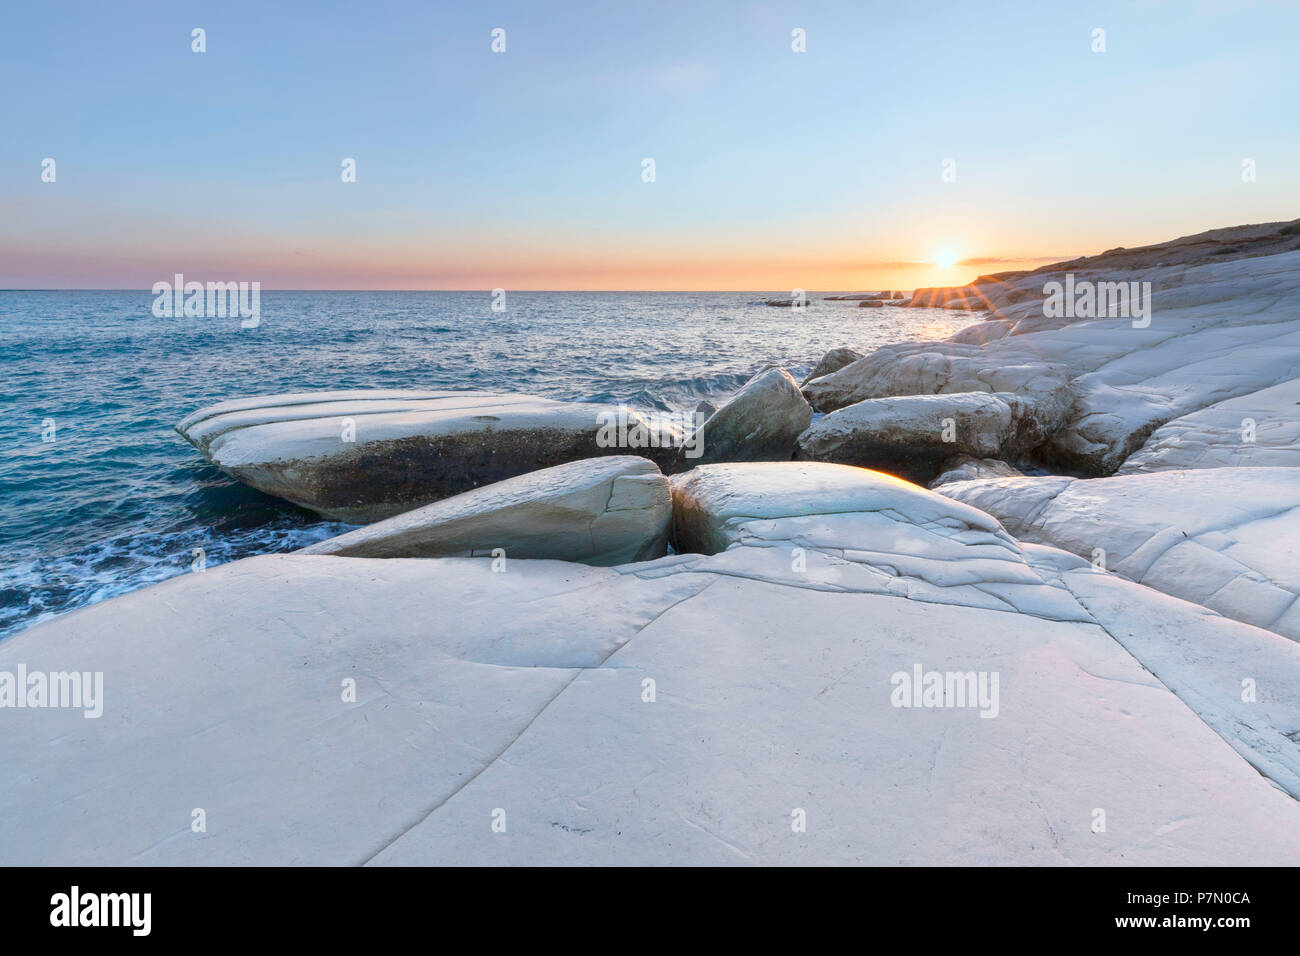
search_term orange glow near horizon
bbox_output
[0,234,1067,292]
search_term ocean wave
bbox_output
[574,371,757,411]
[0,519,351,637]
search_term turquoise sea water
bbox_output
[0,291,975,636]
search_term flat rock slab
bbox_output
[371,571,1300,865]
[939,467,1300,641]
[176,390,678,522]
[1119,377,1300,473]
[7,461,1300,863]
[300,456,670,565]
[0,555,711,865]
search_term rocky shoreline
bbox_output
[5,218,1300,864]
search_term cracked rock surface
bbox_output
[938,467,1300,642]
[1119,376,1300,473]
[802,250,1300,475]
[7,462,1300,864]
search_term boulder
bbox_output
[794,391,1056,484]
[7,461,1300,863]
[1118,377,1300,473]
[938,467,1300,641]
[694,400,718,423]
[799,347,863,387]
[176,390,679,522]
[858,299,885,308]
[299,456,670,565]
[801,347,1073,417]
[675,367,812,469]
[929,455,1025,488]
[670,460,1011,558]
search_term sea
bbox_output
[0,291,976,637]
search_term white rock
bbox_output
[372,560,1300,864]
[176,390,678,522]
[6,461,1300,864]
[1119,377,1300,472]
[939,467,1300,641]
[801,345,1073,416]
[677,366,811,468]
[300,456,670,565]
[804,250,1300,474]
[1049,561,1300,800]
[794,391,1056,484]
[0,555,711,865]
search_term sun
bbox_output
[934,248,960,269]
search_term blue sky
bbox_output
[2,0,1297,288]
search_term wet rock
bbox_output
[675,367,812,469]
[176,390,678,522]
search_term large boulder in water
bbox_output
[674,367,812,469]
[176,390,679,522]
[800,347,863,387]
[300,456,670,565]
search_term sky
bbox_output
[1,0,1297,290]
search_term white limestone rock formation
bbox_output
[801,247,1300,475]
[176,390,677,522]
[794,391,1057,484]
[938,467,1300,641]
[801,345,1073,417]
[5,461,1300,864]
[6,461,1300,864]
[675,366,811,469]
[300,456,670,565]
[1119,377,1300,473]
